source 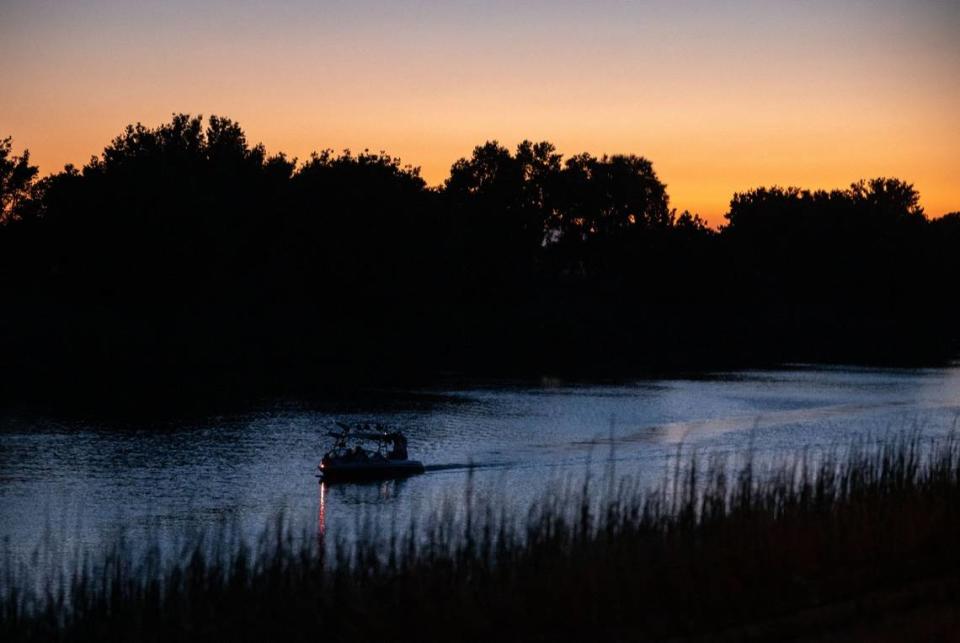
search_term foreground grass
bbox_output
[3,434,960,642]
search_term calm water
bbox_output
[2,365,959,565]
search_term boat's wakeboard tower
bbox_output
[328,421,409,460]
[319,422,424,481]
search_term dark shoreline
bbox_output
[3,116,958,419]
[3,350,957,420]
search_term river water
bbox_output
[2,365,959,567]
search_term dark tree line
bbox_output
[1,115,957,399]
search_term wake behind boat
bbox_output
[318,422,425,482]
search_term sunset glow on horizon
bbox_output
[3,0,958,226]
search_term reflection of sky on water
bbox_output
[1,365,959,568]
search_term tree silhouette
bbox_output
[555,152,670,242]
[0,136,38,224]
[444,140,556,252]
[0,114,955,401]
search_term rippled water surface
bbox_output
[2,366,959,562]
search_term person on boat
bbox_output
[386,432,408,460]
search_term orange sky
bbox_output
[2,0,957,226]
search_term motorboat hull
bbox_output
[320,459,425,482]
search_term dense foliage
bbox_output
[1,115,957,398]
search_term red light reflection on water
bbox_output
[317,481,327,542]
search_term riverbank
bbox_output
[3,433,959,641]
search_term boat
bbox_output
[318,422,425,482]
